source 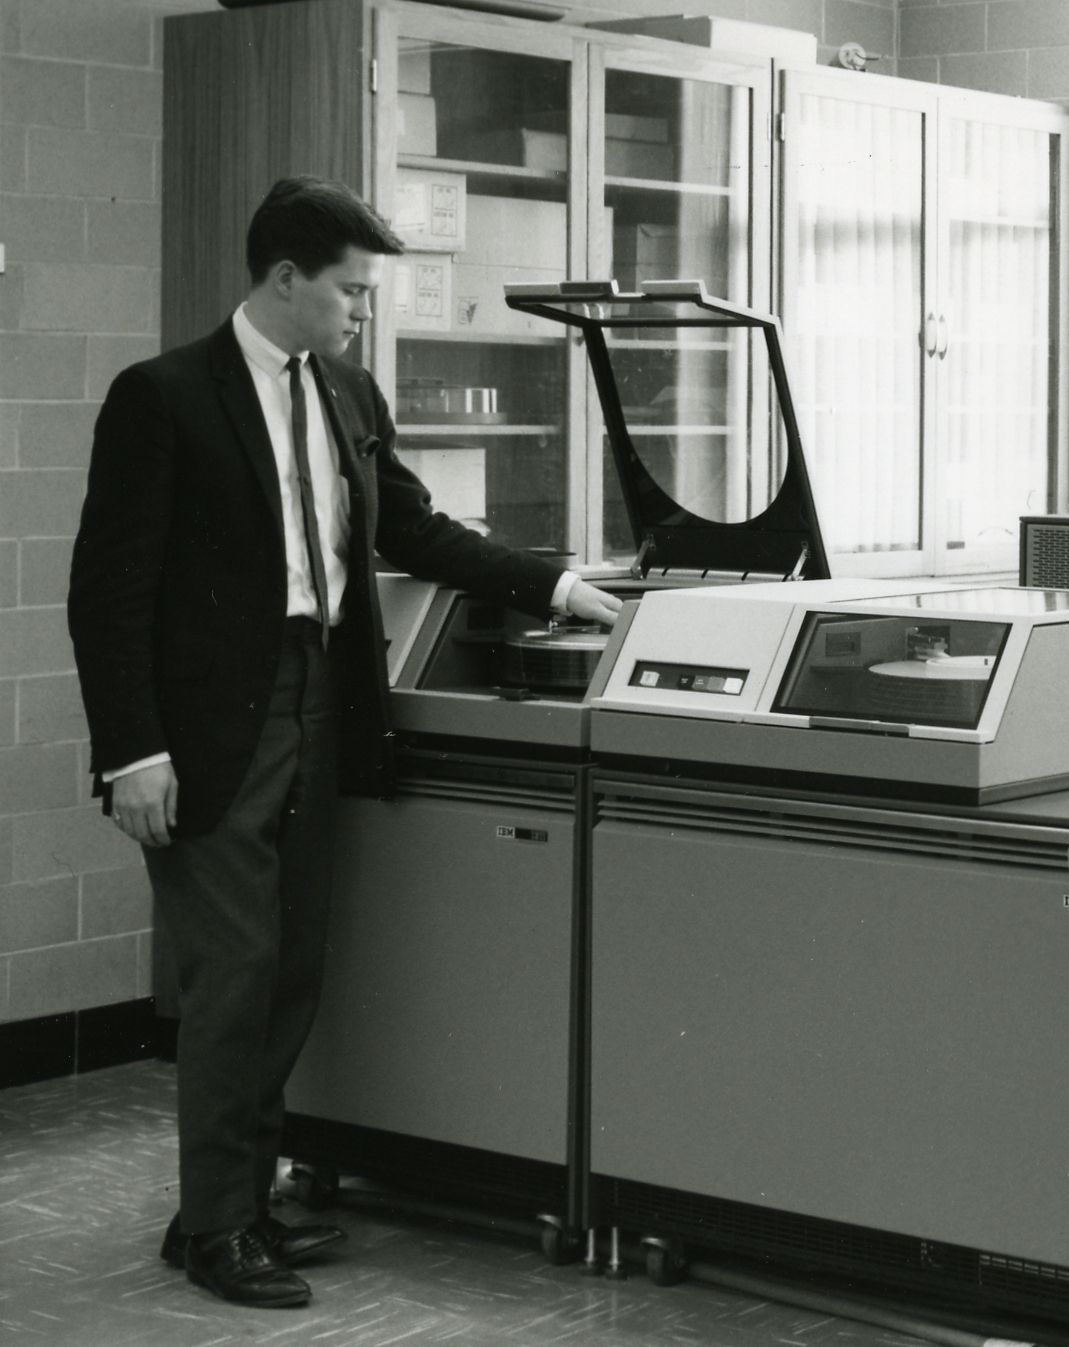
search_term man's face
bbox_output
[287,246,385,356]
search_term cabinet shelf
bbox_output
[396,424,561,436]
[607,339,733,351]
[398,153,564,183]
[605,176,734,196]
[397,329,563,346]
[624,425,731,436]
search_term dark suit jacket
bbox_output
[68,319,564,836]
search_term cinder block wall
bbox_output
[900,1,1069,98]
[0,0,211,1031]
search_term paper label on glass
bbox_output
[395,182,428,232]
[415,264,445,317]
[431,184,459,238]
[395,263,411,313]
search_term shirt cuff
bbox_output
[102,752,172,784]
[550,570,580,615]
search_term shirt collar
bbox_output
[232,303,309,379]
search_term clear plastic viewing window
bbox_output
[773,612,1011,729]
[603,323,787,545]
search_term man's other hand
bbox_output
[565,579,624,626]
[112,762,179,847]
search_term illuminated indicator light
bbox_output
[639,669,660,687]
[724,677,744,694]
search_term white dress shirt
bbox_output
[106,308,579,781]
[232,303,350,624]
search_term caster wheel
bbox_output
[540,1223,581,1266]
[290,1164,339,1211]
[645,1242,687,1287]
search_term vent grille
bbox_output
[596,791,1069,872]
[602,1177,1069,1314]
[603,1177,930,1274]
[1024,520,1069,587]
[981,1253,1069,1299]
[399,775,573,813]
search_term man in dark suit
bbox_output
[68,177,620,1309]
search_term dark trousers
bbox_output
[146,622,340,1234]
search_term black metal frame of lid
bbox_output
[505,279,830,581]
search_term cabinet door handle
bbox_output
[937,314,949,358]
[924,312,937,356]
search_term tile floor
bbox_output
[0,1060,933,1347]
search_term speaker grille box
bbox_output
[1020,516,1069,586]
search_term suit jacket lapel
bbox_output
[208,320,285,544]
[310,355,379,485]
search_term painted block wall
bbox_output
[900,1,1069,99]
[0,0,212,1028]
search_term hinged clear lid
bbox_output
[505,280,829,580]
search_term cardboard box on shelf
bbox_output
[399,46,432,94]
[606,138,675,180]
[395,168,466,253]
[395,446,486,526]
[519,110,568,135]
[398,93,437,157]
[595,14,817,65]
[466,195,566,271]
[395,252,453,333]
[605,113,668,143]
[465,128,567,173]
[511,110,662,146]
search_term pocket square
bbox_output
[354,434,380,458]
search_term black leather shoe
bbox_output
[256,1212,346,1264]
[160,1213,188,1269]
[161,1211,346,1269]
[185,1225,311,1307]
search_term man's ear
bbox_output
[270,259,298,299]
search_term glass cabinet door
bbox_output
[780,69,937,575]
[591,41,771,563]
[374,9,582,555]
[781,67,1068,580]
[936,94,1065,571]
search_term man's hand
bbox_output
[111,762,179,847]
[565,578,624,626]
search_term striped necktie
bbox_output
[286,356,330,650]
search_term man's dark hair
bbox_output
[247,176,405,283]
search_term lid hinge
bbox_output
[630,536,654,580]
[785,542,809,581]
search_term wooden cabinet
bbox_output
[162,0,773,565]
[162,0,371,356]
[779,66,1069,577]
